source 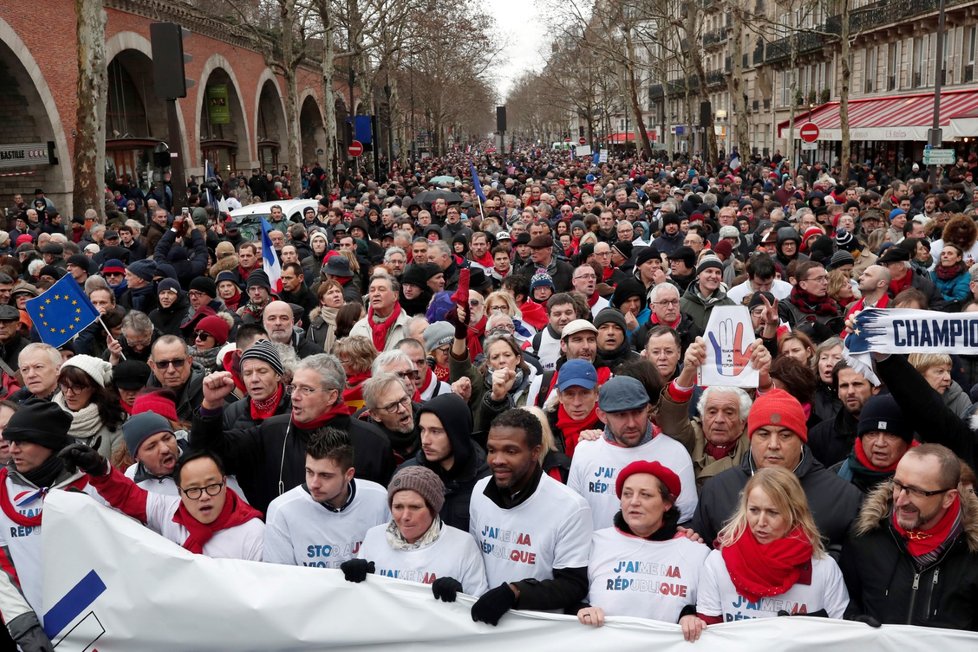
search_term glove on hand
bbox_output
[57,438,106,476]
[340,559,374,583]
[432,577,463,602]
[471,583,516,626]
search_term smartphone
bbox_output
[181,207,190,216]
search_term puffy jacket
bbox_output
[840,481,978,630]
[691,446,863,552]
[931,268,971,307]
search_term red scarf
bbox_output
[892,493,962,557]
[721,527,814,603]
[366,302,403,351]
[888,269,913,297]
[120,397,135,416]
[294,401,354,430]
[343,370,371,409]
[602,266,614,282]
[788,285,840,317]
[471,252,494,268]
[433,363,450,382]
[0,468,88,527]
[250,384,285,421]
[650,312,682,329]
[224,288,242,312]
[853,438,919,474]
[587,292,600,307]
[704,441,738,461]
[555,404,600,458]
[172,488,262,554]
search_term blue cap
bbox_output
[598,376,650,413]
[889,208,906,221]
[557,360,598,391]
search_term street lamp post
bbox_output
[928,0,947,186]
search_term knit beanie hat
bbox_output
[423,321,455,352]
[612,278,646,311]
[123,412,174,457]
[530,270,555,290]
[215,270,238,286]
[615,460,681,499]
[635,246,660,267]
[594,307,626,333]
[158,278,181,295]
[189,276,217,298]
[61,354,113,388]
[131,390,179,422]
[612,241,633,259]
[857,394,914,443]
[747,388,808,442]
[102,259,126,275]
[196,315,230,346]
[112,360,151,390]
[128,259,157,282]
[3,399,73,451]
[239,339,285,376]
[247,270,271,291]
[401,264,428,288]
[387,466,445,514]
[696,256,723,276]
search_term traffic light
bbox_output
[150,23,194,100]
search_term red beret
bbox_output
[616,460,681,499]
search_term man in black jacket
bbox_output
[191,353,394,513]
[399,392,489,533]
[691,388,863,553]
[841,444,978,630]
[808,361,879,467]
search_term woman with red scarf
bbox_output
[61,446,265,560]
[681,467,848,641]
[335,336,378,411]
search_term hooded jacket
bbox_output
[679,280,734,331]
[400,394,490,532]
[840,481,978,630]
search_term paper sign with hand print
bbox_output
[699,305,759,388]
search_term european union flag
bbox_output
[469,162,486,203]
[25,274,100,348]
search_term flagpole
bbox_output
[99,317,127,360]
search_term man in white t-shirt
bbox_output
[264,427,389,567]
[569,376,697,528]
[468,408,592,625]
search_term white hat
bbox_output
[561,319,598,340]
[61,354,113,388]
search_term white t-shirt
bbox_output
[141,491,264,561]
[697,548,849,621]
[587,527,710,622]
[726,279,793,305]
[534,328,563,372]
[590,296,611,318]
[359,522,489,597]
[469,474,592,587]
[263,480,390,567]
[568,435,697,529]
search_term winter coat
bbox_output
[811,381,842,427]
[146,364,206,426]
[931,267,971,307]
[149,293,192,337]
[305,307,335,353]
[190,409,394,514]
[349,309,410,352]
[840,481,978,630]
[808,407,859,468]
[222,391,292,431]
[691,446,863,553]
[943,381,974,420]
[679,283,734,331]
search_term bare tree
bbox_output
[74,0,107,217]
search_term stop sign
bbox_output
[578,137,586,145]
[800,123,820,143]
[348,140,364,157]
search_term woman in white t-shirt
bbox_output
[340,466,488,597]
[577,460,710,627]
[682,467,849,642]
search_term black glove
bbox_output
[340,559,374,583]
[432,576,463,602]
[471,583,516,626]
[13,623,54,652]
[777,608,828,618]
[846,613,882,628]
[445,305,469,340]
[57,439,106,476]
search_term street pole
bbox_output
[166,99,186,213]
[928,0,947,187]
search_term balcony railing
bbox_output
[707,70,726,87]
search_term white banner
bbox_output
[41,491,978,651]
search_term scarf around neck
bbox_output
[53,393,105,439]
[555,404,600,458]
[293,401,354,430]
[789,285,840,317]
[367,302,403,351]
[892,492,963,560]
[0,466,87,527]
[250,383,285,421]
[385,515,442,551]
[721,527,814,603]
[172,488,263,554]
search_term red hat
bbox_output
[802,226,823,243]
[196,315,230,345]
[15,234,32,246]
[131,390,179,423]
[616,460,681,499]
[747,388,807,442]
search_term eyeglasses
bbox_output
[60,382,92,394]
[653,299,680,306]
[153,358,186,369]
[286,384,324,396]
[574,273,597,280]
[181,480,225,500]
[378,396,411,414]
[892,479,954,499]
[194,331,213,341]
[488,325,516,335]
[395,369,421,380]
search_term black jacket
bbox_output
[841,481,978,630]
[149,293,192,337]
[190,408,395,514]
[221,391,292,431]
[808,407,858,468]
[691,446,863,552]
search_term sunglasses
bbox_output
[194,331,213,341]
[154,358,187,369]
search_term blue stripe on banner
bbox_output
[43,569,106,638]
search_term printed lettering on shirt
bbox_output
[726,595,810,621]
[303,540,362,567]
[479,525,537,565]
[604,560,688,596]
[589,466,615,494]
[378,569,439,584]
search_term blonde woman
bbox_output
[681,467,848,641]
[908,353,973,419]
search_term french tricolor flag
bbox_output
[260,217,283,294]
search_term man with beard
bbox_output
[263,301,320,359]
[594,309,641,373]
[468,408,592,625]
[807,362,879,467]
[399,392,489,532]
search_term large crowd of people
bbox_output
[2,145,978,649]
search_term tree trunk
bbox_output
[279,0,303,177]
[316,0,337,186]
[839,0,852,183]
[73,0,107,219]
[622,31,653,159]
[729,8,751,160]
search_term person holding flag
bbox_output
[470,162,487,223]
[260,217,283,296]
[24,273,102,349]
